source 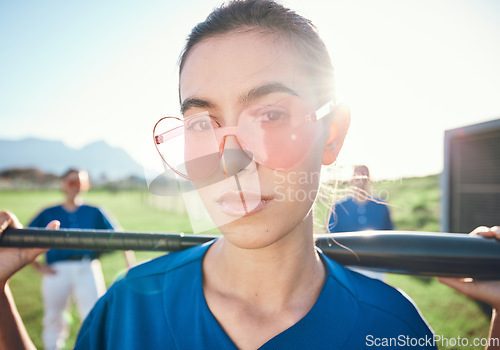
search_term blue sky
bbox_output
[1,0,499,180]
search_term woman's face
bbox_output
[179,30,331,249]
[62,171,90,199]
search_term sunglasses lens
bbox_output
[238,96,317,171]
[154,115,220,180]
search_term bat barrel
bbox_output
[316,231,500,279]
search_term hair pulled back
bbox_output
[179,0,335,103]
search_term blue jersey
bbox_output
[75,241,436,349]
[329,197,394,233]
[29,204,116,264]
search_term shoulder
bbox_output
[349,270,422,322]
[79,205,110,219]
[333,197,355,210]
[125,240,212,281]
[321,253,433,338]
[337,197,354,205]
[75,242,214,348]
[29,205,62,223]
[39,204,63,214]
[368,198,389,208]
[99,241,213,300]
[79,204,103,213]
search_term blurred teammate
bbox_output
[29,169,135,350]
[329,165,393,280]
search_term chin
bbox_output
[216,209,310,251]
[219,224,285,250]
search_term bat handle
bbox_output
[0,227,214,252]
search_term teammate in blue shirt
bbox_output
[329,196,393,232]
[329,165,394,281]
[329,166,394,233]
[29,169,135,350]
[0,1,499,349]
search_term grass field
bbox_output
[0,176,492,349]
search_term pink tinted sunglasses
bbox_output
[153,96,334,181]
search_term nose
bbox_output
[219,135,253,177]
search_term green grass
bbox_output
[372,175,441,232]
[380,176,491,347]
[1,189,193,234]
[0,180,493,349]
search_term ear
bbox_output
[322,104,351,165]
[84,181,92,191]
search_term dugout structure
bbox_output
[442,118,500,233]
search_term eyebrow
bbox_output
[180,98,216,115]
[240,82,299,104]
[180,82,299,115]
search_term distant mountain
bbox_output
[0,138,144,180]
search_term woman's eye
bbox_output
[186,118,213,131]
[264,109,288,121]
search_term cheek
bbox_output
[269,136,325,203]
[271,168,321,206]
[64,184,76,192]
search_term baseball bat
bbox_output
[1,228,499,279]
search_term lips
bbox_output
[216,191,273,217]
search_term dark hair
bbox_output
[353,165,370,178]
[61,168,87,180]
[179,0,335,103]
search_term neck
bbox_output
[203,215,325,309]
[352,186,370,203]
[63,197,83,212]
[353,195,367,204]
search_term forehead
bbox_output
[65,171,89,182]
[353,167,369,177]
[179,31,313,104]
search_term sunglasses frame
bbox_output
[153,98,335,180]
